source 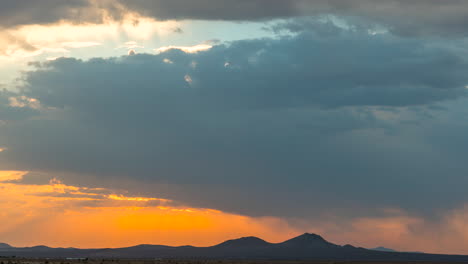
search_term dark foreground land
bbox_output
[0,259,467,264]
[3,234,468,262]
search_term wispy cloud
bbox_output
[61,42,102,48]
[0,171,27,182]
[156,44,212,54]
[0,18,180,59]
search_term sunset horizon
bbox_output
[2,1,468,259]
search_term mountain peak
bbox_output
[279,233,336,248]
[371,246,397,252]
[0,243,12,249]
[216,236,270,248]
[300,233,325,239]
[292,233,327,242]
[29,245,51,250]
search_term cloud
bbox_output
[61,42,102,48]
[4,172,468,254]
[22,27,468,110]
[8,96,41,109]
[118,41,144,50]
[0,171,28,182]
[0,90,40,121]
[2,1,468,37]
[0,16,180,59]
[115,0,302,21]
[2,3,468,253]
[156,44,213,54]
[0,0,111,28]
[1,25,468,223]
[114,0,468,37]
[0,31,35,56]
[307,205,468,254]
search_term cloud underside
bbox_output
[3,171,468,254]
[0,171,302,248]
[4,1,468,36]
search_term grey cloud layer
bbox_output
[117,0,468,36]
[4,1,468,37]
[22,29,468,109]
[2,26,468,218]
[0,0,104,27]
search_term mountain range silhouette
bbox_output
[1,233,467,261]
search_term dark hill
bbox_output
[370,246,397,252]
[215,236,271,248]
[0,243,12,249]
[278,233,337,248]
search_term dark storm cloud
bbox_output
[3,0,468,37]
[21,28,468,109]
[2,26,468,218]
[115,0,303,21]
[115,0,468,36]
[0,0,107,27]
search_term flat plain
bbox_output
[0,258,465,264]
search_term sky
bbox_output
[3,0,468,254]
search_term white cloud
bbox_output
[184,74,193,84]
[118,41,144,50]
[61,42,102,48]
[156,44,212,54]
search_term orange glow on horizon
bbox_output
[0,171,299,248]
[3,170,468,254]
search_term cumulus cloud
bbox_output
[23,28,468,110]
